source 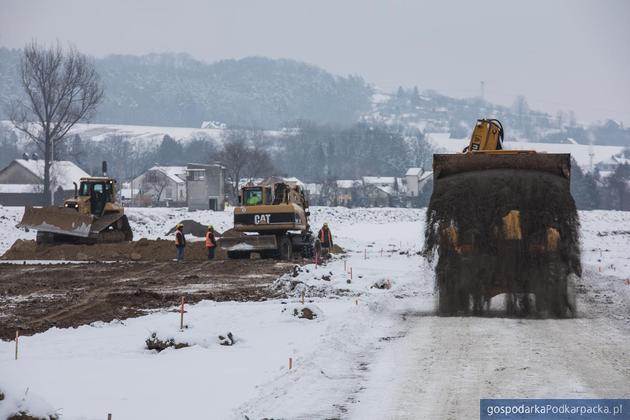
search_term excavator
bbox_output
[18,162,133,244]
[424,119,581,318]
[219,180,314,260]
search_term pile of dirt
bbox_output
[1,238,228,261]
[424,169,581,318]
[165,220,223,238]
[329,244,345,254]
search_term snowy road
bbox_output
[351,290,630,419]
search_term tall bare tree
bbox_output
[8,41,103,204]
[219,130,252,199]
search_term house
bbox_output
[131,166,187,206]
[304,183,323,205]
[405,168,433,197]
[596,153,630,179]
[0,158,90,206]
[362,176,405,207]
[186,163,225,211]
[335,180,362,206]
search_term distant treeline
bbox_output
[0,49,372,129]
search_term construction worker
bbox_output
[175,223,186,262]
[246,191,262,205]
[205,225,217,260]
[318,222,333,257]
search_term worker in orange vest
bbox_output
[175,223,186,262]
[205,225,217,260]
[318,222,333,257]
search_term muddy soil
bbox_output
[2,238,230,262]
[0,259,294,340]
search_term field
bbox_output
[0,206,629,419]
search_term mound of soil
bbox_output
[1,238,228,262]
[165,220,223,238]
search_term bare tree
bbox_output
[244,146,275,180]
[142,170,170,205]
[8,41,103,204]
[219,130,252,199]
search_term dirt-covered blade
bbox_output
[433,152,571,180]
[17,207,94,237]
[218,235,278,252]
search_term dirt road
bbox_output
[0,259,295,340]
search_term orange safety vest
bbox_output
[319,228,332,244]
[205,231,216,248]
[175,230,185,246]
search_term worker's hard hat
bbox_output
[176,223,184,229]
[323,222,328,227]
[208,224,213,230]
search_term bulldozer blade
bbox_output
[18,207,94,238]
[433,152,571,180]
[219,235,278,252]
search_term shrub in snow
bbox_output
[218,332,235,346]
[145,332,189,352]
[293,307,317,320]
[0,387,59,420]
[371,279,392,289]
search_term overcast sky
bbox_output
[1,0,629,124]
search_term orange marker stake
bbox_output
[350,267,353,280]
[15,330,19,360]
[289,357,293,369]
[180,296,185,330]
[301,290,305,305]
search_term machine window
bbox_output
[244,189,263,206]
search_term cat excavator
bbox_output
[219,180,314,260]
[424,119,581,318]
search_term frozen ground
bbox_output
[0,206,629,419]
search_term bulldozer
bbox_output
[219,180,314,260]
[18,163,133,244]
[424,119,581,318]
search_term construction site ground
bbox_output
[0,258,294,341]
[0,206,629,419]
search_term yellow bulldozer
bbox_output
[219,180,314,260]
[18,163,132,244]
[424,119,581,318]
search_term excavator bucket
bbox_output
[424,152,581,318]
[18,207,94,237]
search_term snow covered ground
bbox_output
[1,206,629,419]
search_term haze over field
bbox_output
[1,0,629,124]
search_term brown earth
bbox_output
[0,259,295,341]
[2,238,231,262]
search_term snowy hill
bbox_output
[426,132,626,172]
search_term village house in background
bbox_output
[186,163,226,211]
[130,166,187,206]
[0,156,90,206]
[405,167,433,198]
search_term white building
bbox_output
[0,158,91,205]
[131,166,187,205]
[405,168,433,197]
